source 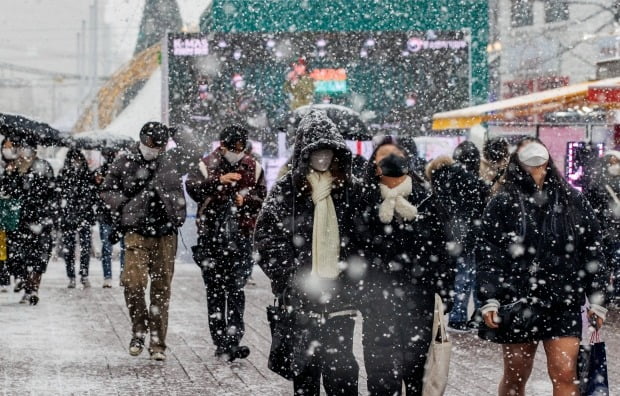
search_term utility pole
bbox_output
[90,0,99,130]
[81,20,86,101]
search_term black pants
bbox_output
[0,231,20,285]
[293,315,358,396]
[62,224,92,279]
[13,226,52,293]
[362,295,433,396]
[201,243,252,349]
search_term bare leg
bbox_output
[499,342,538,396]
[542,337,579,396]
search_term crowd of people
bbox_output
[0,112,614,395]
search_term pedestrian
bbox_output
[1,135,55,305]
[480,136,509,189]
[583,149,620,304]
[359,139,454,395]
[57,148,98,289]
[94,148,123,288]
[425,153,485,333]
[0,137,20,292]
[185,124,266,361]
[478,137,609,395]
[254,110,360,395]
[101,121,196,361]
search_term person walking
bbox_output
[57,148,98,289]
[0,135,55,305]
[101,121,197,361]
[186,124,266,361]
[478,137,609,396]
[0,137,20,292]
[94,148,122,288]
[480,136,510,189]
[359,139,454,395]
[254,111,360,395]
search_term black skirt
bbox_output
[479,302,582,344]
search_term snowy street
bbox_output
[1,257,618,395]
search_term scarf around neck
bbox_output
[307,170,340,279]
[378,176,418,224]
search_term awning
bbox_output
[432,77,620,130]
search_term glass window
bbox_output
[544,0,569,23]
[511,0,534,27]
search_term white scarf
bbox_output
[307,170,340,279]
[379,176,418,224]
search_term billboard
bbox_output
[166,31,470,154]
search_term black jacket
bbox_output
[357,180,455,313]
[430,163,487,249]
[56,166,98,230]
[254,111,362,313]
[584,171,620,246]
[478,165,609,308]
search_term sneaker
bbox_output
[467,318,481,331]
[129,336,145,356]
[102,279,112,289]
[447,321,469,333]
[19,293,30,304]
[67,278,76,289]
[228,345,250,362]
[119,272,125,287]
[150,351,166,361]
[81,277,91,289]
[13,280,23,293]
[214,346,228,358]
[0,285,9,293]
[29,292,39,306]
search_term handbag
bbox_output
[266,292,296,380]
[422,293,452,396]
[578,329,609,396]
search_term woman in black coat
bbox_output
[57,149,98,288]
[478,137,609,396]
[254,111,361,396]
[358,139,454,396]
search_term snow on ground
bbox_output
[1,255,618,395]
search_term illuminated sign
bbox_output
[310,68,347,94]
[173,38,209,56]
[406,38,468,53]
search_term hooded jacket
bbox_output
[477,162,609,310]
[254,111,361,312]
[56,155,98,230]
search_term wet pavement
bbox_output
[1,257,617,395]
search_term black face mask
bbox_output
[378,154,408,177]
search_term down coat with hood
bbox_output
[254,110,362,313]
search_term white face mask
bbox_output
[609,164,620,176]
[17,147,34,159]
[310,149,334,172]
[2,148,17,160]
[518,142,549,167]
[224,150,245,164]
[139,142,161,161]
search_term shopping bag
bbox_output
[0,230,7,261]
[266,293,296,380]
[0,198,20,232]
[579,329,609,396]
[422,293,452,396]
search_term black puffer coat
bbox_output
[56,152,98,230]
[254,111,362,313]
[357,180,454,313]
[477,163,609,309]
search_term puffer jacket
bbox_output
[254,110,363,313]
[478,163,609,310]
[101,143,192,233]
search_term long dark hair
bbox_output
[495,137,573,202]
[62,148,89,176]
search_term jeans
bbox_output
[99,222,113,279]
[449,252,479,324]
[62,224,92,279]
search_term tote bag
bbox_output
[422,294,452,396]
